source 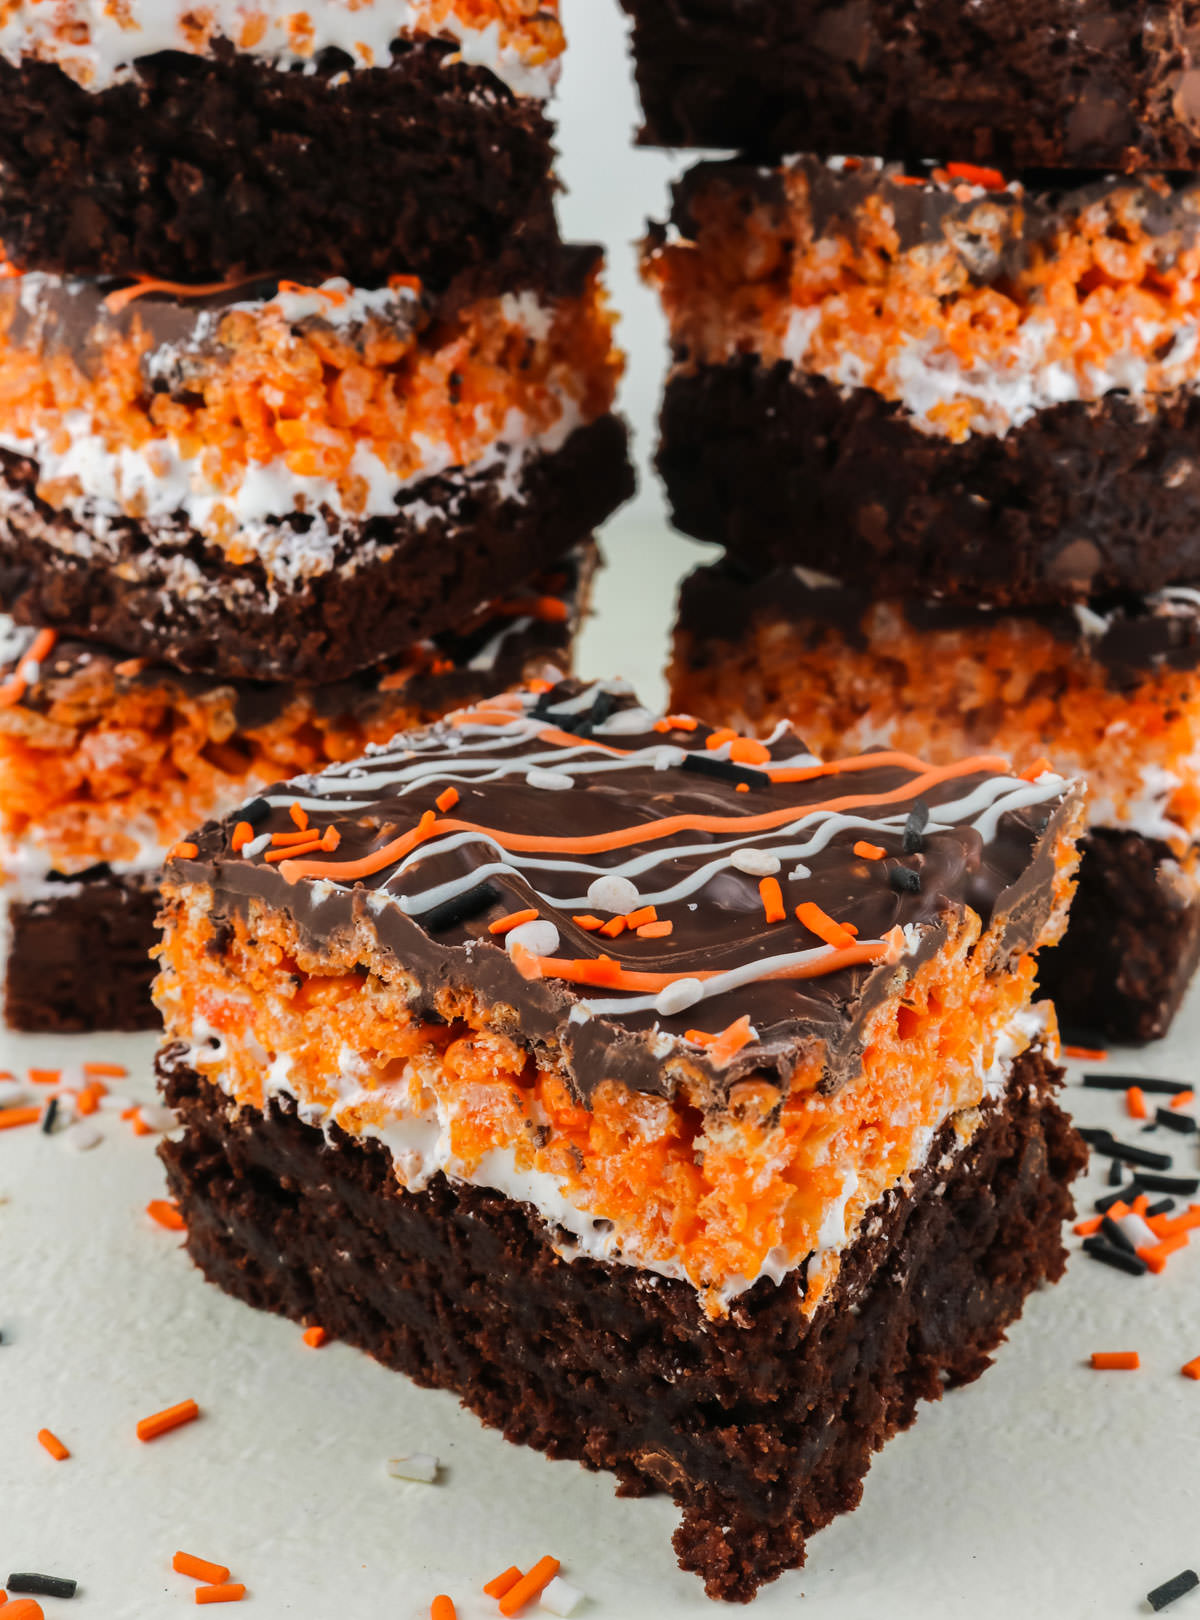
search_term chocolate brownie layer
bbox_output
[159,1043,1084,1601]
[617,0,1200,170]
[1039,829,1200,1045]
[659,362,1200,606]
[4,869,158,1031]
[0,416,631,683]
[0,40,557,287]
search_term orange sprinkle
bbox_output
[1090,1351,1140,1370]
[1101,1200,1131,1223]
[488,908,539,937]
[1126,1086,1148,1120]
[509,942,543,981]
[113,657,149,676]
[794,901,855,951]
[853,841,886,860]
[498,1557,560,1617]
[571,915,604,932]
[624,906,657,929]
[736,783,749,792]
[1073,1216,1103,1236]
[483,1568,524,1600]
[0,627,58,709]
[655,714,698,732]
[4,1603,45,1619]
[599,916,627,939]
[637,920,673,939]
[1181,1355,1200,1380]
[709,1014,755,1068]
[195,1584,245,1605]
[147,1200,186,1231]
[131,1113,152,1137]
[492,594,570,624]
[83,1061,126,1078]
[759,876,786,924]
[28,1068,60,1085]
[270,827,322,847]
[705,728,738,751]
[302,1326,328,1349]
[684,1029,718,1046]
[230,821,254,852]
[136,1398,200,1442]
[1138,1235,1190,1274]
[170,842,199,860]
[264,839,322,864]
[945,161,1006,190]
[729,737,771,766]
[76,1086,100,1116]
[1018,756,1054,782]
[1064,1045,1106,1062]
[320,826,341,852]
[0,1107,41,1132]
[174,1553,231,1586]
[436,787,459,812]
[1132,1194,1150,1216]
[289,802,309,831]
[1170,1090,1196,1109]
[37,1428,69,1461]
[430,1599,457,1620]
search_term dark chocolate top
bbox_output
[676,560,1200,693]
[165,680,1081,1103]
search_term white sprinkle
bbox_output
[594,705,658,735]
[0,1079,29,1108]
[1116,1213,1159,1252]
[526,768,574,791]
[506,919,561,958]
[97,1092,130,1113]
[653,746,686,771]
[62,1120,102,1153]
[654,977,705,1017]
[137,1104,179,1133]
[586,875,640,914]
[386,1452,439,1483]
[243,832,271,857]
[788,864,813,880]
[729,848,781,877]
[540,1575,586,1616]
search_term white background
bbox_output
[2,5,1199,1617]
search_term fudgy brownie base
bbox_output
[1039,829,1200,1045]
[159,1043,1084,1602]
[659,361,1200,606]
[4,870,158,1032]
[0,40,557,287]
[0,416,632,683]
[617,0,1200,170]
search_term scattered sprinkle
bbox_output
[1126,1086,1149,1120]
[36,1429,69,1461]
[62,1121,102,1153]
[0,1108,42,1133]
[6,1576,76,1600]
[637,920,673,939]
[525,768,574,791]
[136,1398,200,1442]
[1081,1236,1147,1276]
[889,864,922,893]
[1148,1571,1200,1612]
[902,802,929,853]
[759,876,785,924]
[483,1567,524,1600]
[431,1599,456,1620]
[39,1097,58,1136]
[1090,1351,1140,1370]
[586,875,640,915]
[539,1575,585,1616]
[1158,1107,1198,1135]
[853,840,886,860]
[507,920,560,958]
[147,1200,185,1231]
[386,1452,439,1484]
[729,847,781,877]
[1065,1046,1108,1062]
[170,842,199,860]
[27,1070,59,1087]
[499,1557,561,1617]
[195,1583,245,1605]
[794,901,855,950]
[302,1326,328,1349]
[435,787,459,812]
[1078,1130,1174,1172]
[421,882,500,935]
[82,1061,126,1079]
[489,908,539,937]
[1181,1356,1200,1381]
[1170,1090,1196,1110]
[289,802,309,831]
[1083,1073,1187,1094]
[173,1554,231,1586]
[231,821,254,852]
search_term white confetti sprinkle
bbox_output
[506,919,561,958]
[0,1079,29,1108]
[526,768,574,791]
[729,848,781,877]
[586,875,640,915]
[98,1092,130,1113]
[386,1452,439,1483]
[62,1120,102,1153]
[136,1104,179,1133]
[654,977,705,1017]
[788,864,813,880]
[540,1576,585,1616]
[243,832,271,857]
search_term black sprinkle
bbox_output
[7,1573,78,1599]
[1135,1171,1200,1196]
[1148,1571,1200,1612]
[902,801,929,853]
[681,753,768,789]
[588,689,617,728]
[1079,1131,1174,1171]
[1078,1127,1114,1146]
[889,864,922,894]
[419,881,501,936]
[1146,1197,1176,1218]
[1099,1215,1137,1255]
[1106,1159,1124,1187]
[1157,1107,1198,1134]
[1095,1182,1142,1213]
[1141,1123,1162,1134]
[1082,1073,1191,1095]
[240,796,272,828]
[40,1096,58,1135]
[1082,1236,1147,1276]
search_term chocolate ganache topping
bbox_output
[166,680,1082,1101]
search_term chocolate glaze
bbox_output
[675,560,1200,695]
[667,158,1200,284]
[162,680,1081,1105]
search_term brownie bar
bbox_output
[671,559,1200,1042]
[5,869,159,1032]
[617,0,1200,171]
[153,679,1084,1595]
[0,22,560,287]
[159,1041,1085,1602]
[648,160,1200,605]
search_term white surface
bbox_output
[3,5,1200,1618]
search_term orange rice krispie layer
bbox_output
[646,158,1200,441]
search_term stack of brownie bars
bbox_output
[625,0,1200,1043]
[0,0,632,1031]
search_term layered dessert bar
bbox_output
[672,560,1200,1044]
[0,548,591,1031]
[0,253,629,681]
[618,0,1200,171]
[646,159,1200,606]
[0,0,562,286]
[154,679,1087,1600]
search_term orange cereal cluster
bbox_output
[156,879,1074,1313]
[645,168,1200,440]
[671,603,1200,855]
[0,268,620,555]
